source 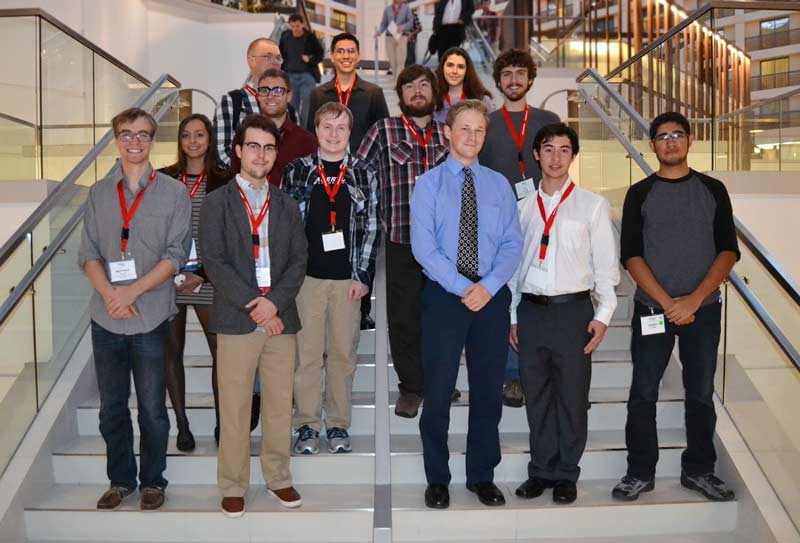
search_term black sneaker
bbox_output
[681,472,735,501]
[611,475,654,501]
[360,314,375,330]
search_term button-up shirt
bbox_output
[236,174,271,271]
[411,156,523,297]
[443,0,462,24]
[78,165,192,335]
[216,75,260,167]
[508,180,619,325]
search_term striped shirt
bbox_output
[174,173,214,305]
[215,76,259,167]
[356,116,449,244]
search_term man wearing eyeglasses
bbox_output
[613,111,739,503]
[78,107,192,511]
[255,68,318,185]
[199,114,308,518]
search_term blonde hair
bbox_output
[445,99,489,129]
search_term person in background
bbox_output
[279,13,324,127]
[434,47,493,124]
[433,0,475,61]
[160,114,230,450]
[283,102,379,456]
[476,0,499,55]
[375,0,414,77]
[405,2,422,67]
[478,48,559,408]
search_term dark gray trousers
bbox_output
[518,297,593,482]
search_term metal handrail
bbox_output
[579,69,651,133]
[0,89,180,329]
[468,19,497,66]
[0,73,176,270]
[0,9,180,88]
[717,86,800,121]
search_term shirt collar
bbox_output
[537,176,573,200]
[236,174,268,192]
[445,155,479,177]
[120,164,155,191]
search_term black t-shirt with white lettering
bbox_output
[306,159,352,280]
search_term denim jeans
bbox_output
[288,71,316,128]
[504,347,519,382]
[625,301,722,480]
[91,320,170,490]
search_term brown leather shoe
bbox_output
[96,486,134,510]
[268,486,302,508]
[221,496,245,518]
[502,379,524,408]
[394,392,423,418]
[139,487,165,510]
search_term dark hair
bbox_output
[435,47,492,103]
[161,114,228,182]
[649,111,691,141]
[233,114,282,154]
[395,64,443,111]
[288,13,304,23]
[314,101,354,129]
[493,48,537,86]
[258,67,291,91]
[532,122,579,156]
[112,107,157,137]
[331,32,359,52]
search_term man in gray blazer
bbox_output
[199,114,308,518]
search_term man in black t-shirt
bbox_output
[613,112,739,503]
[282,102,380,455]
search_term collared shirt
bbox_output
[357,116,449,244]
[410,156,523,297]
[443,0,462,24]
[78,165,192,335]
[236,174,271,271]
[216,75,260,167]
[270,118,318,186]
[378,3,414,35]
[508,180,620,325]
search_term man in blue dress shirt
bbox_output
[410,99,523,509]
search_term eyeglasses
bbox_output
[257,86,288,98]
[334,47,358,55]
[117,131,153,143]
[243,142,278,154]
[653,131,688,143]
[250,53,283,63]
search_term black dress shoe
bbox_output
[250,393,260,432]
[360,314,375,330]
[515,477,551,499]
[553,480,577,504]
[176,427,196,452]
[424,484,449,509]
[467,482,505,506]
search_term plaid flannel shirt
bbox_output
[356,116,449,245]
[282,151,381,285]
[215,76,259,166]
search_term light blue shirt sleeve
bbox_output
[478,173,523,296]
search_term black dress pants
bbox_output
[436,24,466,60]
[386,240,424,395]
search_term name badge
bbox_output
[322,231,346,252]
[515,178,536,200]
[524,262,548,288]
[109,259,137,283]
[185,239,199,271]
[640,314,666,336]
[256,266,271,288]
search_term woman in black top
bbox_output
[160,114,229,451]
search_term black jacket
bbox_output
[433,0,475,31]
[279,29,324,83]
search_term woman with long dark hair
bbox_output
[434,47,493,123]
[160,113,229,451]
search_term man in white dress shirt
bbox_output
[508,123,619,504]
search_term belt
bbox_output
[522,290,590,306]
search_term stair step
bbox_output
[391,480,737,541]
[24,484,373,542]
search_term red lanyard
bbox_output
[445,92,465,105]
[317,163,347,231]
[536,181,575,261]
[237,184,271,260]
[244,84,258,98]
[401,115,435,170]
[502,105,530,176]
[182,170,206,200]
[117,170,157,254]
[392,4,400,17]
[335,77,355,107]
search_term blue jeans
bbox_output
[91,320,170,490]
[288,71,316,128]
[504,347,519,382]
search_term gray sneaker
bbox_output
[293,425,320,454]
[611,475,655,501]
[395,392,423,418]
[326,427,352,453]
[681,472,735,501]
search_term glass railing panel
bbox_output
[0,16,39,181]
[149,85,181,170]
[39,19,95,183]
[720,283,800,532]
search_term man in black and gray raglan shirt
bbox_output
[612,112,740,503]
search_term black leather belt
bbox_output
[522,291,590,306]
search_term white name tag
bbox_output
[256,266,271,288]
[185,239,199,270]
[322,231,346,252]
[515,178,536,200]
[524,263,548,288]
[109,259,137,283]
[640,314,666,336]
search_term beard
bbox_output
[400,97,435,118]
[501,82,531,102]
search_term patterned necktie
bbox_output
[457,167,479,281]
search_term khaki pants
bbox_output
[293,277,360,432]
[385,34,408,76]
[217,331,295,497]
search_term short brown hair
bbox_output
[492,48,537,86]
[314,101,353,129]
[395,64,442,111]
[112,107,157,137]
[445,99,489,129]
[258,67,291,91]
[247,37,276,56]
[233,114,281,153]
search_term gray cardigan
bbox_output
[199,178,308,335]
